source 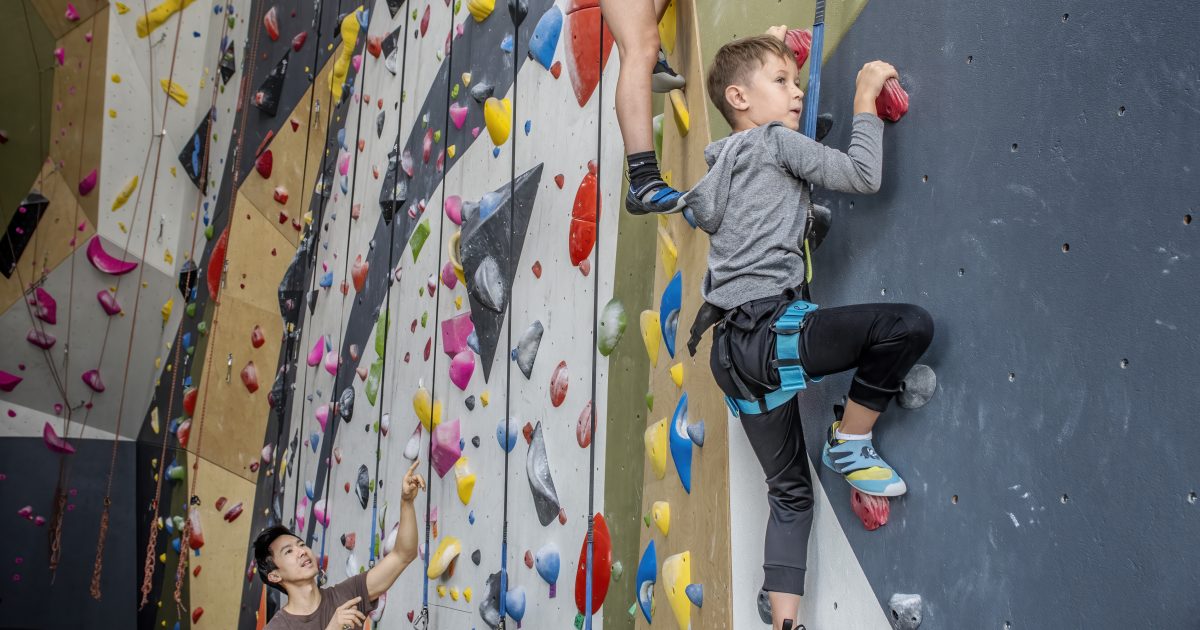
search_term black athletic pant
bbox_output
[709,295,934,595]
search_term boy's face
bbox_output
[267,535,319,588]
[730,53,805,131]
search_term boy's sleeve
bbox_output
[770,114,884,194]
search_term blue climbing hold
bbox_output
[686,583,704,608]
[636,539,657,623]
[660,271,682,358]
[669,393,693,493]
[535,543,560,585]
[305,480,315,500]
[319,272,333,288]
[469,510,476,524]
[500,34,514,53]
[478,191,503,221]
[505,585,527,622]
[310,431,320,452]
[527,6,561,70]
[496,417,518,453]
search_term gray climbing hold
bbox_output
[514,320,543,379]
[687,420,705,447]
[376,110,386,138]
[471,549,482,565]
[355,464,370,509]
[471,256,506,313]
[526,421,562,526]
[338,387,355,421]
[465,395,476,410]
[470,82,495,103]
[897,364,936,409]
[757,589,773,624]
[471,435,481,448]
[466,330,480,355]
[479,570,502,628]
[888,593,923,630]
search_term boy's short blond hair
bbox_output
[706,35,795,126]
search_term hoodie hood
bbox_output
[683,128,762,234]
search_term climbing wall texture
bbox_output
[1,0,1195,628]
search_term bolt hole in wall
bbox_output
[922,174,929,182]
[1008,372,1015,382]
[1120,358,1129,369]
[1189,491,1197,504]
[1185,214,1192,225]
[1118,106,1127,116]
[1011,143,1018,152]
[1060,494,1069,504]
[966,55,973,64]
[951,494,958,505]
[1062,243,1070,252]
[958,268,965,277]
[1063,13,1069,21]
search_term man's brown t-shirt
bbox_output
[264,572,375,630]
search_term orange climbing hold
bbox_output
[564,1,614,107]
[351,255,369,292]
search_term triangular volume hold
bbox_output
[253,51,290,117]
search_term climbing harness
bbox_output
[721,299,821,417]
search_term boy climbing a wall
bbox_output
[683,30,934,629]
[253,460,426,630]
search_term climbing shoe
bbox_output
[626,180,687,215]
[821,421,907,497]
[652,49,686,93]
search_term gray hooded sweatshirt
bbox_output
[684,114,885,309]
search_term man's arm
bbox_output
[366,460,425,599]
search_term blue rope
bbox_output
[802,0,826,139]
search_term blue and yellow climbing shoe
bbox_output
[821,421,907,497]
[652,49,686,93]
[626,180,687,216]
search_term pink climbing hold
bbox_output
[851,488,890,531]
[449,350,475,390]
[241,362,260,393]
[431,419,462,478]
[338,151,351,176]
[440,261,458,290]
[422,128,433,163]
[307,335,325,367]
[0,370,24,393]
[875,78,909,122]
[86,236,138,275]
[444,195,463,225]
[54,47,65,66]
[64,3,79,21]
[315,404,330,432]
[42,422,75,455]
[448,103,468,130]
[32,287,56,324]
[97,290,121,316]
[323,350,338,376]
[223,502,244,522]
[576,401,593,448]
[784,28,812,70]
[440,313,474,356]
[264,6,280,41]
[26,329,56,350]
[81,369,105,393]
[292,31,308,52]
[550,361,569,407]
[78,169,97,196]
[420,4,431,36]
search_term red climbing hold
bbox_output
[550,61,562,79]
[554,174,564,189]
[420,4,431,36]
[576,401,593,448]
[522,421,534,444]
[241,362,259,393]
[208,227,229,302]
[273,186,289,204]
[784,28,812,70]
[251,325,265,348]
[177,420,191,448]
[875,78,909,123]
[255,150,273,178]
[851,488,890,531]
[550,361,569,407]
[192,607,204,624]
[574,512,612,614]
[291,31,307,52]
[264,6,279,40]
[183,386,198,416]
[524,550,534,569]
[564,1,614,107]
[569,172,598,266]
[531,260,542,278]
[223,502,244,522]
[367,35,382,58]
[351,255,369,292]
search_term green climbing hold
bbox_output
[374,309,389,357]
[454,0,462,14]
[205,225,214,240]
[434,130,442,143]
[365,359,383,406]
[421,311,428,328]
[186,302,196,318]
[197,322,207,335]
[574,612,584,630]
[654,113,664,161]
[597,299,627,356]
[451,84,460,99]
[645,392,654,411]
[410,218,431,261]
[644,514,652,527]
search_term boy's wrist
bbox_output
[853,95,878,116]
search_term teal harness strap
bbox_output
[726,300,821,417]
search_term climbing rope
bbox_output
[416,8,460,627]
[583,7,606,627]
[367,1,413,573]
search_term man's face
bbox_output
[740,53,805,131]
[267,535,319,587]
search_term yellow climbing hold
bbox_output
[163,250,173,265]
[454,456,476,505]
[640,310,662,367]
[112,176,138,211]
[161,298,173,324]
[108,109,117,118]
[436,585,447,597]
[150,408,160,435]
[461,72,472,86]
[427,536,462,579]
[450,587,460,601]
[115,2,130,14]
[480,390,490,407]
[447,144,456,159]
[645,418,668,480]
[657,224,678,277]
[669,89,689,137]
[658,0,677,53]
[662,170,674,188]
[484,97,512,146]
[662,551,693,630]
[138,0,196,37]
[652,501,671,536]
[413,384,443,431]
[455,296,463,309]
[160,79,189,106]
[670,363,684,388]
[330,6,363,103]
[111,74,121,83]
[464,587,473,602]
[118,222,127,233]
[467,0,494,22]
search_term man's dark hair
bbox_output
[253,525,296,593]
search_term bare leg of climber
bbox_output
[838,400,881,435]
[769,592,801,630]
[600,0,689,215]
